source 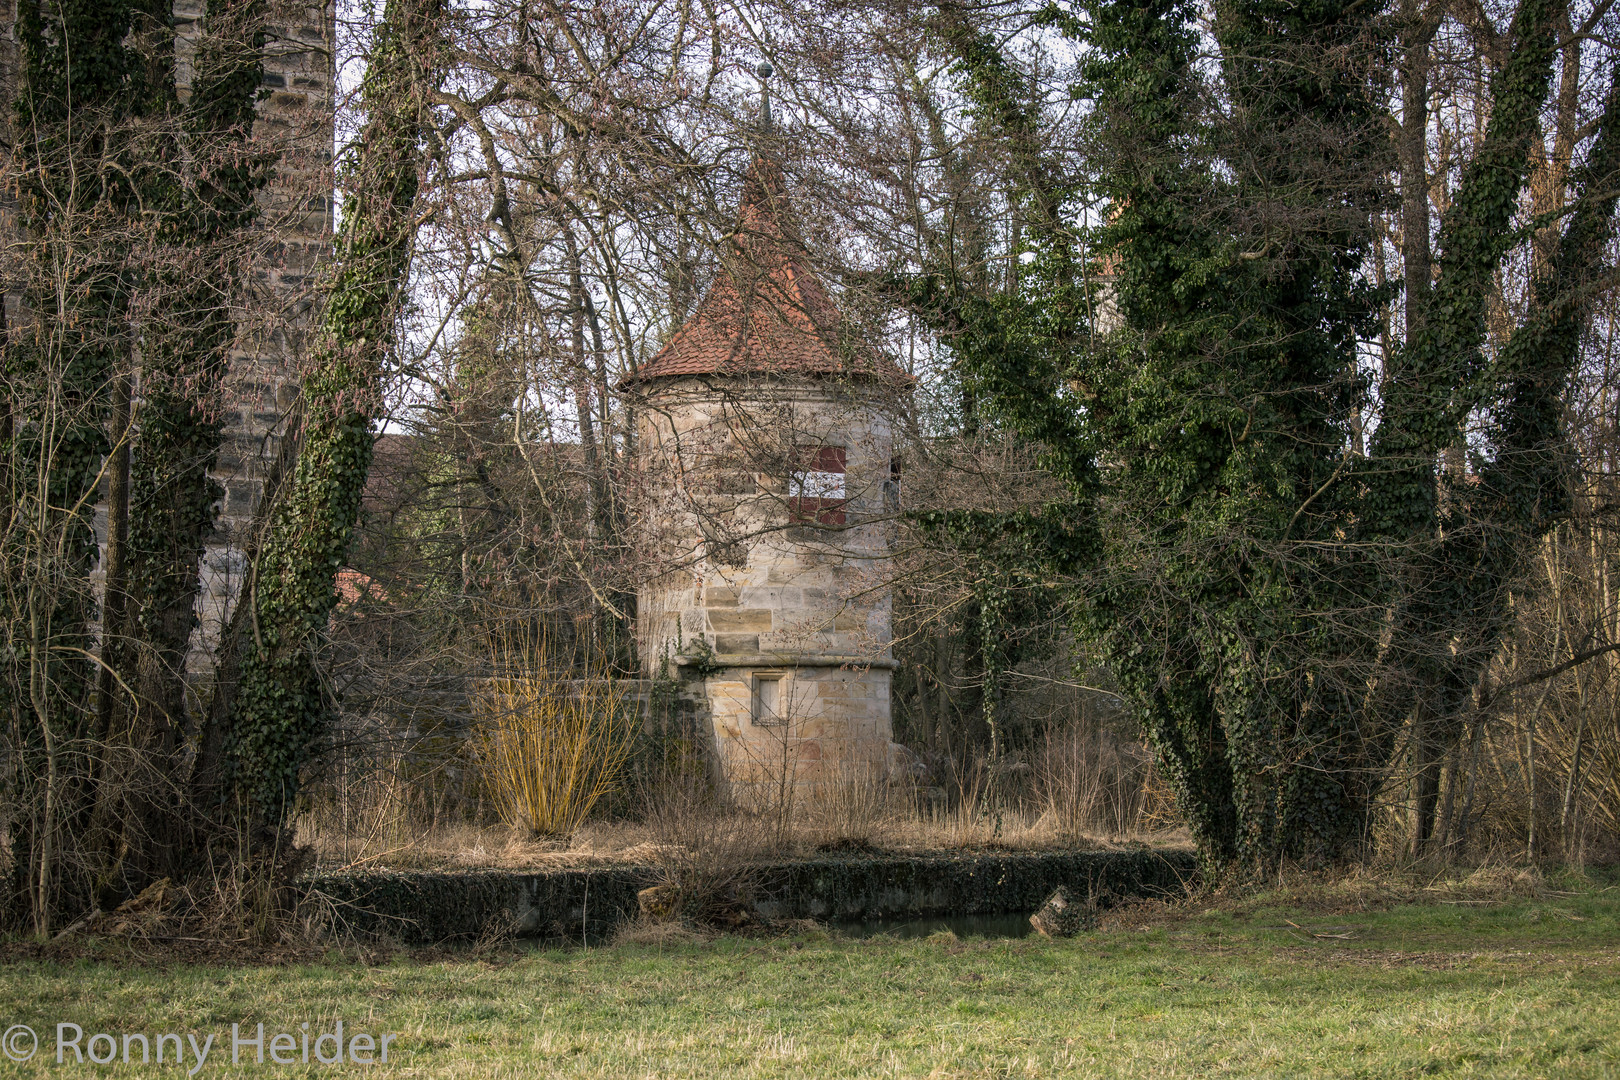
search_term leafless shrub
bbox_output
[1032,724,1161,840]
[632,766,779,926]
[474,632,638,840]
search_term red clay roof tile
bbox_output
[622,154,909,388]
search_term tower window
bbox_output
[789,445,846,524]
[752,672,786,726]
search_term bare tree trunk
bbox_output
[1561,665,1589,847]
[565,227,608,546]
[29,590,55,937]
[1397,0,1443,858]
[1526,598,1562,861]
[1410,697,1441,853]
[1398,0,1439,335]
[95,370,131,743]
[1452,706,1486,854]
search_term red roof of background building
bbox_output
[335,567,387,606]
[621,153,910,388]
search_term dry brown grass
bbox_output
[611,917,713,946]
[296,805,1188,872]
[296,719,1188,871]
[1098,858,1593,934]
[1030,724,1181,838]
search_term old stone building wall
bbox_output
[621,76,913,800]
[187,0,335,673]
[636,375,899,801]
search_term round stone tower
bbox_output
[623,72,910,801]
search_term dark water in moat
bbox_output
[829,912,1033,939]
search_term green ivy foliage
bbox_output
[1,0,192,926]
[1074,0,1394,870]
[1370,60,1620,820]
[3,0,159,728]
[917,0,1619,874]
[229,0,445,826]
[121,0,272,729]
[1357,0,1568,740]
[1,0,279,921]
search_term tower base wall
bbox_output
[692,662,895,807]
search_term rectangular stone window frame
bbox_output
[751,670,788,726]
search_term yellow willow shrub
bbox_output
[474,637,638,838]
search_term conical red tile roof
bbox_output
[622,153,909,387]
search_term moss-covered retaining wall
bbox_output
[304,849,1195,944]
[750,848,1195,922]
[306,867,647,944]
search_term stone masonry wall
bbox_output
[188,0,335,673]
[635,375,899,800]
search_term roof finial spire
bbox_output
[757,61,774,134]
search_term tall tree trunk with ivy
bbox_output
[102,0,272,892]
[1,0,175,934]
[1072,0,1395,870]
[2,0,278,926]
[1357,2,1620,857]
[923,0,1620,874]
[221,0,444,830]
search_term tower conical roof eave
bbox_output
[620,151,910,389]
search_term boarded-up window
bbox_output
[752,673,785,725]
[789,445,846,524]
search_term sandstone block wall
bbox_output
[635,376,899,799]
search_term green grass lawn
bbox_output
[1,874,1617,1078]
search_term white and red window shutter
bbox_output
[790,445,846,524]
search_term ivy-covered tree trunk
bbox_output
[1379,58,1620,855]
[2,0,170,934]
[1357,0,1561,752]
[1356,0,1619,859]
[223,0,444,829]
[923,0,1620,875]
[1082,0,1393,871]
[2,0,279,924]
[100,0,271,890]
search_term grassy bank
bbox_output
[1,870,1616,1078]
